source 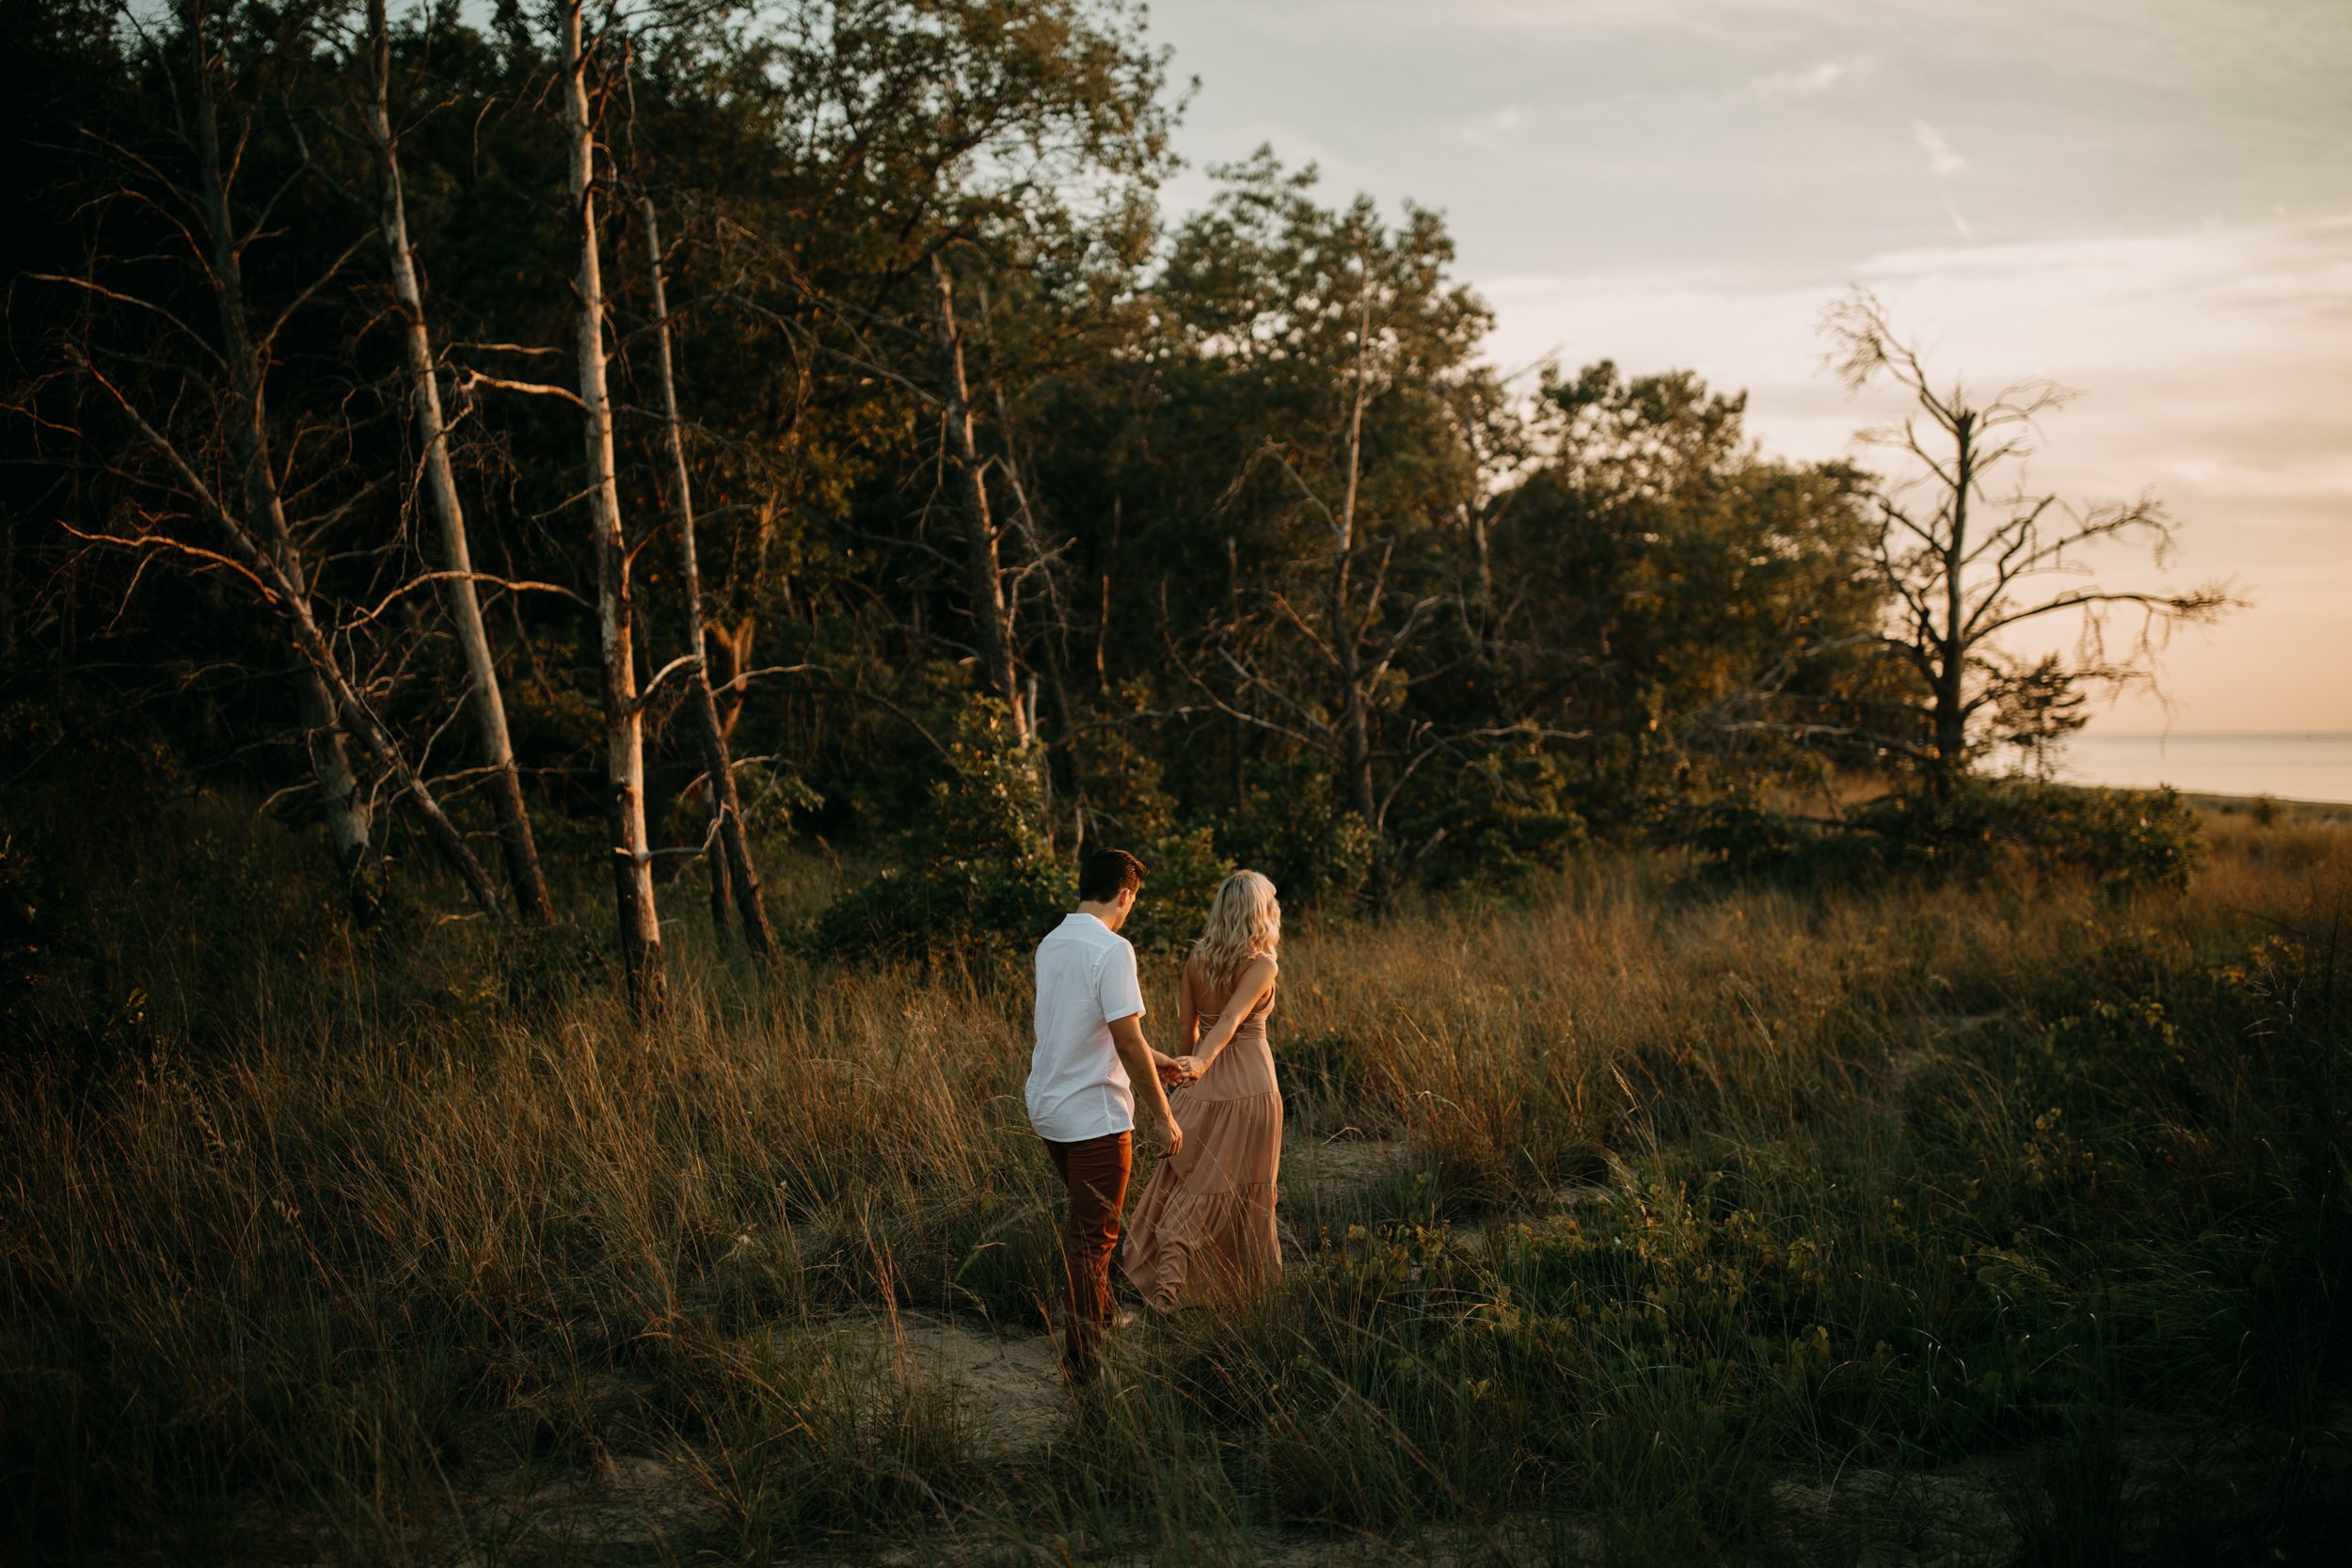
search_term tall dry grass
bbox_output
[3,818,2347,1560]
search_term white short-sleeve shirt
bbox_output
[1026,912,1146,1142]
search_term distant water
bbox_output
[2051,733,2352,804]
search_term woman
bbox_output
[1121,869,1284,1313]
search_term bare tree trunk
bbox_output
[991,379,1077,743]
[976,283,1072,735]
[1930,412,1976,798]
[982,355,1077,835]
[189,6,389,922]
[100,12,507,922]
[1827,292,2237,797]
[1225,534,1247,815]
[1461,499,1494,635]
[183,7,381,921]
[641,195,775,957]
[1094,496,1119,693]
[365,0,552,925]
[562,2,663,1008]
[706,816,735,931]
[1334,277,1377,832]
[928,252,1025,742]
[294,658,377,916]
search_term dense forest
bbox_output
[3,0,2227,998]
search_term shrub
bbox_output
[808,702,1237,963]
[1686,779,2206,894]
[1059,710,1233,951]
[1409,738,1589,890]
[1221,760,1375,911]
[1120,823,1233,955]
[805,701,1072,962]
[1858,780,2206,892]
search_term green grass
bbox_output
[2,807,2347,1562]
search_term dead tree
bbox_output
[172,0,381,920]
[74,350,507,921]
[1191,268,1568,897]
[1328,277,1379,829]
[561,0,663,1007]
[928,250,1027,744]
[43,4,505,923]
[363,0,551,925]
[1227,273,1394,833]
[1825,291,2238,794]
[639,195,776,956]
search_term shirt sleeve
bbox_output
[1097,940,1145,1023]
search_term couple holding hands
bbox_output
[1025,850,1284,1373]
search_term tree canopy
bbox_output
[0,0,2225,973]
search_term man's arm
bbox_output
[1109,1013,1183,1156]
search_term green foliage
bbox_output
[804,700,1238,961]
[1692,779,2208,894]
[1409,738,1589,889]
[1120,823,1232,955]
[806,701,1073,962]
[1496,361,1886,791]
[1059,707,1235,950]
[1222,760,1376,911]
[1859,780,2208,892]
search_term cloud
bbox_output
[1200,0,1777,47]
[1911,122,1973,238]
[1913,120,1968,177]
[1746,59,1847,99]
[1448,104,1529,154]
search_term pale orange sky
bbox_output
[1149,0,2352,733]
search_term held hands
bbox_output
[1153,1053,1204,1090]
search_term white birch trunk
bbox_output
[192,5,509,923]
[928,253,1026,744]
[639,196,776,957]
[562,1,664,1007]
[364,0,552,925]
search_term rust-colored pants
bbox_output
[1042,1130,1132,1373]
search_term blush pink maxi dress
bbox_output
[1120,958,1283,1310]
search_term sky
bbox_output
[1141,0,2352,734]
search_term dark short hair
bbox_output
[1077,847,1146,904]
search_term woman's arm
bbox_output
[1179,957,1276,1076]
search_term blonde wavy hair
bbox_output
[1189,870,1280,992]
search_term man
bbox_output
[1027,847,1186,1376]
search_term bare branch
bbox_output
[453,367,591,408]
[345,570,592,629]
[24,274,227,370]
[56,521,278,603]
